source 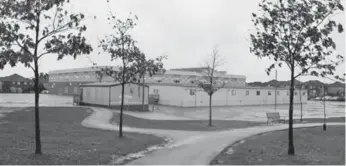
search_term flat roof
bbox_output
[160,70,246,79]
[48,66,246,79]
[147,83,307,90]
[80,82,149,87]
[48,66,118,74]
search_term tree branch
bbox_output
[37,51,51,59]
[27,63,35,72]
[38,18,81,44]
[52,7,59,30]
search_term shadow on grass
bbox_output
[0,107,165,165]
[211,125,345,165]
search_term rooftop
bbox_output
[48,66,118,74]
[0,74,32,82]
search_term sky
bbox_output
[0,0,345,83]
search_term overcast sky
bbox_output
[1,0,345,83]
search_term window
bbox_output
[268,91,272,96]
[302,92,306,96]
[17,82,21,85]
[12,81,15,84]
[157,80,162,83]
[232,90,236,95]
[190,89,195,95]
[173,80,180,83]
[24,82,27,85]
[190,80,195,84]
[246,90,249,96]
[256,91,260,96]
[153,89,159,94]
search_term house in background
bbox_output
[47,66,116,95]
[0,74,33,93]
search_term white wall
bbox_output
[110,84,148,105]
[82,86,110,106]
[149,85,308,107]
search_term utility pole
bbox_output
[274,70,277,111]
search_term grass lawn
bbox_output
[304,117,345,123]
[111,112,345,131]
[0,107,166,165]
[111,112,264,131]
[211,125,345,165]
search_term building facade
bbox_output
[79,82,149,111]
[143,67,307,107]
[47,66,116,95]
[48,66,308,107]
[0,74,34,93]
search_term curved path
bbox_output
[82,107,345,165]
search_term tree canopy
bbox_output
[250,0,344,80]
[0,0,92,70]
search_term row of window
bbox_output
[152,88,307,96]
[153,79,245,85]
[50,73,96,80]
[183,89,306,96]
[12,81,32,85]
[50,82,83,88]
[231,90,306,96]
[150,76,244,82]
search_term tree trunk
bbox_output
[323,99,326,131]
[34,59,42,155]
[142,76,145,112]
[300,86,303,123]
[209,94,212,126]
[119,82,125,137]
[288,67,295,155]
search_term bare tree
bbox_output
[198,46,225,126]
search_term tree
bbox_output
[0,0,92,155]
[197,46,225,126]
[99,14,149,137]
[95,70,104,82]
[134,55,166,111]
[30,72,49,93]
[250,0,344,155]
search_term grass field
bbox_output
[0,107,166,165]
[211,126,345,165]
[111,111,345,131]
[111,112,264,131]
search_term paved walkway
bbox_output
[82,107,345,165]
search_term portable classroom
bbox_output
[79,82,149,111]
